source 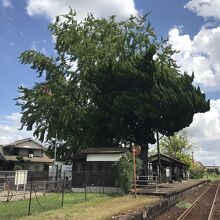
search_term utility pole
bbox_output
[53,140,57,181]
[156,131,161,184]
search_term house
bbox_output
[72,147,128,192]
[195,161,205,169]
[0,138,53,173]
[148,153,189,183]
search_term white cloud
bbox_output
[0,113,33,145]
[5,112,21,122]
[186,99,220,165]
[1,0,12,8]
[188,100,220,139]
[26,0,138,21]
[185,0,220,19]
[168,26,220,91]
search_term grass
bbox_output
[0,193,63,220]
[203,174,220,181]
[0,193,158,220]
[175,201,192,209]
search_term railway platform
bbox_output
[137,179,209,197]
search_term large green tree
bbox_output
[17,10,210,172]
[160,131,194,158]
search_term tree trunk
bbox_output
[140,144,149,176]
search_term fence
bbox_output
[0,171,65,219]
[133,176,159,192]
[0,171,115,219]
[71,171,122,193]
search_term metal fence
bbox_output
[0,171,114,219]
[71,170,123,194]
[133,176,159,192]
[0,171,65,219]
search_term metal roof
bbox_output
[148,153,189,165]
[80,147,128,154]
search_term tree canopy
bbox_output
[17,10,210,156]
[159,131,195,166]
[160,131,194,157]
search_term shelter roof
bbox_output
[148,153,189,166]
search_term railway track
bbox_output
[177,181,220,220]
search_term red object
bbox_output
[134,145,141,156]
[132,144,137,198]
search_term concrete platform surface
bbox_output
[136,179,209,197]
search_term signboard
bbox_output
[61,165,72,179]
[132,144,141,156]
[15,170,28,185]
[87,154,122,161]
[48,161,63,177]
[166,168,170,177]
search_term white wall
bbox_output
[86,154,123,162]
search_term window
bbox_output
[33,150,43,157]
[13,148,19,155]
[19,149,28,156]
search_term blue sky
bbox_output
[0,0,220,165]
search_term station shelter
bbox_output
[148,153,189,183]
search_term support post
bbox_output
[61,173,65,207]
[53,139,58,181]
[28,175,33,215]
[23,183,26,200]
[84,183,87,201]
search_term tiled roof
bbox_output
[4,138,43,150]
[0,147,6,161]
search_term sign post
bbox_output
[15,170,28,200]
[132,144,141,198]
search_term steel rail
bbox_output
[177,183,214,220]
[208,182,220,220]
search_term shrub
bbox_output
[189,165,205,179]
[116,152,142,194]
[117,157,133,194]
[207,168,219,175]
